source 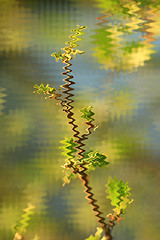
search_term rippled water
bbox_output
[0,0,160,240]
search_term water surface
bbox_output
[0,0,160,240]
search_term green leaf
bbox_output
[86,150,109,167]
[85,227,103,240]
[106,177,120,207]
[62,163,78,186]
[51,26,87,63]
[106,177,133,213]
[51,51,63,62]
[72,49,85,55]
[34,84,56,95]
[80,106,95,122]
[119,196,134,212]
[60,137,78,160]
[63,171,75,185]
[12,204,35,235]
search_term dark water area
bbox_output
[0,0,160,240]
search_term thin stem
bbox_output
[55,44,114,239]
[76,163,113,239]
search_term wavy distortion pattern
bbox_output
[78,162,112,239]
[141,6,158,52]
[51,26,112,237]
[51,26,95,159]
[93,0,159,72]
[13,204,35,240]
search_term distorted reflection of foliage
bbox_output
[35,24,134,240]
[93,0,160,72]
[0,0,159,240]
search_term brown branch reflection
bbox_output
[54,55,111,238]
[78,162,112,239]
[141,7,158,44]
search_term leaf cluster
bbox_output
[106,177,133,214]
[82,150,109,168]
[51,48,85,62]
[51,25,87,62]
[34,84,56,95]
[80,106,95,122]
[60,137,109,185]
[85,227,105,240]
[12,204,35,235]
[60,137,78,160]
[33,25,134,240]
[60,137,109,169]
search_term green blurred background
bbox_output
[0,0,160,239]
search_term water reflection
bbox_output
[0,0,34,52]
[49,27,111,237]
[0,88,6,116]
[0,0,160,240]
[93,0,159,72]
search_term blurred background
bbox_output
[0,0,160,239]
